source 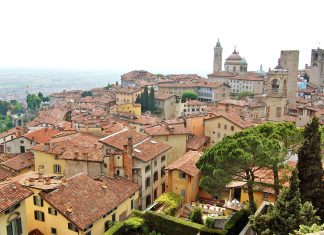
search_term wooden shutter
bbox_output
[7,224,12,235]
[17,217,22,235]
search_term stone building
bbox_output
[213,39,223,73]
[224,48,248,73]
[309,48,324,92]
[278,50,299,105]
[265,68,288,122]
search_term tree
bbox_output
[254,122,303,197]
[37,92,44,100]
[196,129,282,213]
[143,86,149,111]
[297,117,324,220]
[181,91,198,101]
[148,87,155,111]
[236,91,252,99]
[250,170,319,235]
[135,94,141,104]
[26,94,41,110]
[0,100,9,116]
[81,90,93,97]
[188,208,203,224]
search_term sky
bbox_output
[0,0,323,76]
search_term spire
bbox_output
[216,38,221,47]
[233,45,237,54]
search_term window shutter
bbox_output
[34,211,37,220]
[41,198,43,207]
[33,196,36,205]
[55,209,57,215]
[53,165,56,173]
[42,212,45,221]
[7,224,12,235]
[17,217,22,235]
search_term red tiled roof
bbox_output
[155,92,176,100]
[187,135,210,151]
[40,173,140,230]
[204,111,253,129]
[166,151,201,176]
[24,128,60,143]
[1,152,34,171]
[100,129,147,151]
[207,71,236,77]
[144,124,190,136]
[133,138,171,162]
[0,182,33,213]
[0,167,15,181]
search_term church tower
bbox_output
[213,39,222,73]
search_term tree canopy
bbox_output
[26,94,42,110]
[136,86,156,112]
[297,117,324,220]
[81,90,93,97]
[181,91,198,101]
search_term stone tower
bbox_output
[309,48,324,91]
[279,50,299,105]
[266,67,288,122]
[213,39,222,73]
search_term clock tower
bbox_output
[213,39,222,72]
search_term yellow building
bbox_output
[144,124,190,164]
[204,111,253,145]
[22,172,140,235]
[32,132,104,178]
[166,151,201,203]
[0,182,33,235]
[116,87,142,105]
[110,103,142,115]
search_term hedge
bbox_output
[224,210,250,235]
[104,222,126,235]
[144,210,202,235]
[200,226,226,235]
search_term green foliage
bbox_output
[143,86,149,111]
[124,217,148,233]
[199,226,226,235]
[250,170,320,235]
[224,209,250,235]
[0,116,14,133]
[104,222,126,235]
[26,94,42,110]
[197,128,283,213]
[135,94,141,104]
[0,100,10,115]
[297,117,324,220]
[129,210,144,218]
[105,83,113,90]
[294,223,324,235]
[155,192,183,216]
[143,210,203,235]
[181,91,198,101]
[236,91,252,99]
[81,90,93,97]
[204,216,216,228]
[148,87,156,112]
[37,92,50,102]
[189,208,203,224]
[156,73,164,77]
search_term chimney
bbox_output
[45,177,51,185]
[108,154,115,177]
[74,152,79,158]
[44,142,50,151]
[127,137,133,155]
[66,203,73,213]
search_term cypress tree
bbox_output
[140,93,144,111]
[148,87,155,112]
[143,86,149,111]
[135,94,141,104]
[297,117,324,220]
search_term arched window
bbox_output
[271,79,280,93]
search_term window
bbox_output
[112,213,116,222]
[51,228,57,234]
[20,140,24,144]
[104,221,114,232]
[145,177,151,189]
[154,188,158,200]
[162,183,166,193]
[231,126,234,131]
[6,217,22,235]
[145,165,150,173]
[131,199,134,210]
[154,160,157,167]
[161,156,166,163]
[85,231,92,235]
[153,171,158,182]
[263,192,268,200]
[161,167,166,178]
[33,196,43,207]
[183,109,186,112]
[192,108,195,112]
[68,223,78,232]
[224,124,227,130]
[179,172,186,179]
[180,189,186,198]
[53,164,61,174]
[218,123,221,128]
[217,132,221,138]
[48,207,57,215]
[34,211,45,221]
[271,79,280,93]
[212,131,215,134]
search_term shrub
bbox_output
[182,91,198,101]
[156,192,183,216]
[124,217,149,234]
[104,222,126,235]
[199,226,226,235]
[224,209,250,235]
[205,216,216,228]
[129,210,144,218]
[143,210,203,235]
[189,208,203,224]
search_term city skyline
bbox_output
[0,0,323,75]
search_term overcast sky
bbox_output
[0,0,323,76]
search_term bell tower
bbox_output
[213,39,222,73]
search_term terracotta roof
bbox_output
[207,71,236,77]
[284,115,298,123]
[144,124,190,136]
[218,98,248,107]
[0,182,33,213]
[158,81,228,89]
[231,75,263,81]
[166,151,201,176]
[1,152,34,171]
[131,115,161,126]
[39,173,140,230]
[102,122,125,135]
[100,129,147,151]
[116,87,141,94]
[0,167,15,181]
[24,128,61,143]
[187,135,210,151]
[204,111,253,129]
[186,100,207,106]
[0,126,22,139]
[155,92,176,100]
[132,138,171,162]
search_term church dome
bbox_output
[240,58,247,65]
[226,49,242,61]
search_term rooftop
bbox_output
[187,135,210,151]
[166,151,201,176]
[144,124,190,136]
[0,152,34,171]
[24,128,61,143]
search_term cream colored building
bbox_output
[176,100,207,117]
[155,92,177,119]
[224,48,247,73]
[116,87,142,105]
[204,112,253,145]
